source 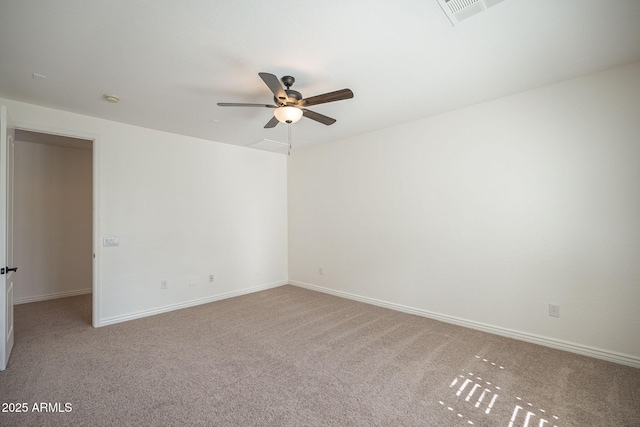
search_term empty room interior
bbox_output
[0,1,639,426]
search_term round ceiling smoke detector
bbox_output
[103,94,120,103]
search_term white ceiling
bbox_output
[1,0,639,151]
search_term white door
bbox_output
[0,105,15,371]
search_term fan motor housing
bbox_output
[275,89,302,106]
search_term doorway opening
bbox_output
[13,129,94,325]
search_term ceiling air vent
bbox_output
[246,139,289,154]
[436,0,506,25]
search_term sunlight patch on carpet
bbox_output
[438,355,561,426]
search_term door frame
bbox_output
[12,120,100,327]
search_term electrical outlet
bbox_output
[161,280,168,289]
[188,277,195,287]
[209,274,215,283]
[549,304,560,318]
[319,267,323,275]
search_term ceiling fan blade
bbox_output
[264,116,279,128]
[302,109,337,126]
[258,72,289,104]
[217,102,277,108]
[298,89,354,107]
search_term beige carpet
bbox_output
[1,285,638,426]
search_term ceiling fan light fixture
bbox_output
[274,106,303,124]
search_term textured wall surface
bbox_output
[2,97,288,325]
[289,61,640,361]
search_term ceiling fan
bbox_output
[217,72,354,129]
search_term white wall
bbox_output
[1,97,288,325]
[288,61,640,365]
[14,140,92,303]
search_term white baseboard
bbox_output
[14,288,93,305]
[289,280,640,369]
[98,280,287,327]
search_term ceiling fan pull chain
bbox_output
[288,123,292,156]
